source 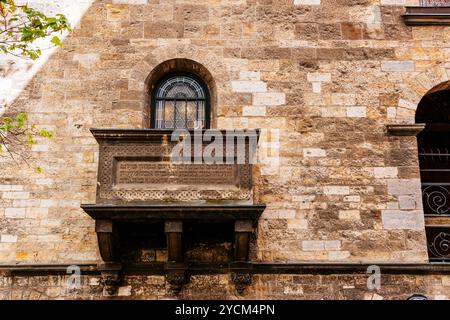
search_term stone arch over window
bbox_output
[391,64,450,122]
[415,81,450,262]
[145,59,216,129]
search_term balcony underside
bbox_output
[81,204,266,223]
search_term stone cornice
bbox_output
[402,6,450,26]
[90,128,261,142]
[2,262,450,276]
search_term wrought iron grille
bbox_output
[420,0,450,6]
[426,226,450,262]
[153,75,207,129]
[418,132,450,215]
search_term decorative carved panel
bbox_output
[92,129,256,204]
[421,0,450,6]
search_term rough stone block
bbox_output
[381,61,415,72]
[231,81,267,93]
[381,210,424,230]
[294,0,321,5]
[0,235,17,243]
[239,71,260,81]
[303,148,326,158]
[242,106,266,117]
[253,92,286,106]
[331,93,356,106]
[5,208,26,218]
[374,167,398,178]
[324,186,350,195]
[398,196,416,210]
[387,179,421,195]
[307,73,331,82]
[346,106,367,118]
[339,210,361,220]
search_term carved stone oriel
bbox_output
[81,128,266,285]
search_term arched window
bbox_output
[416,88,450,262]
[151,73,210,129]
[417,89,450,217]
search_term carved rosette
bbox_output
[166,272,190,294]
[231,273,252,295]
[100,271,122,296]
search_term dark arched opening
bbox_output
[416,86,450,262]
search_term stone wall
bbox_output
[1,272,450,300]
[2,0,450,274]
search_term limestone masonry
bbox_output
[1,0,450,299]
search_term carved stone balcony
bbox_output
[81,128,266,294]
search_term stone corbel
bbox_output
[386,124,425,136]
[164,221,189,294]
[95,220,120,262]
[165,221,184,263]
[234,220,254,261]
[95,220,122,295]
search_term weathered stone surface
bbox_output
[382,210,425,230]
[0,272,447,300]
[0,0,448,299]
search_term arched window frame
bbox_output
[150,72,211,129]
[415,88,450,263]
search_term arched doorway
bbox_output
[416,86,450,262]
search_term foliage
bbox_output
[0,0,70,171]
[0,112,53,169]
[0,0,70,59]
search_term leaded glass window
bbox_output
[152,74,208,129]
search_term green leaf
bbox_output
[16,112,27,128]
[0,1,71,60]
[26,132,34,145]
[38,129,53,139]
[50,36,62,46]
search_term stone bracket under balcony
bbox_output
[81,204,265,294]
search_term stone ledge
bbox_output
[81,204,266,222]
[2,262,450,276]
[386,124,426,136]
[90,128,262,142]
[402,6,450,26]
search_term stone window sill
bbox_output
[402,6,450,26]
